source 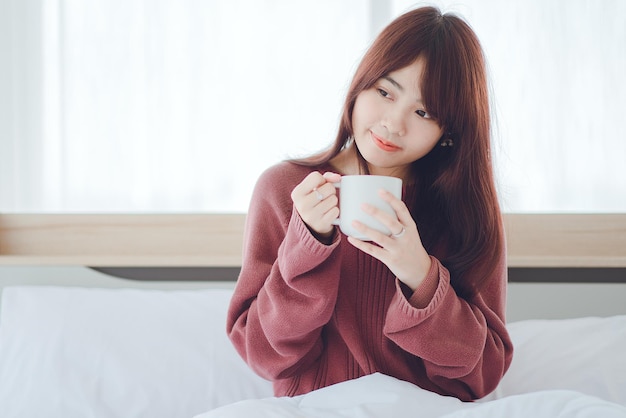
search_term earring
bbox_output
[440,137,454,147]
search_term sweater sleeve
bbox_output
[226,164,343,381]
[383,251,513,401]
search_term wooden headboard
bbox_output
[1,213,625,270]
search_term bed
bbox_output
[0,213,625,417]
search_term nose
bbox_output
[381,107,406,137]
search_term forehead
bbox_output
[383,58,426,100]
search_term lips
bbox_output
[371,132,401,152]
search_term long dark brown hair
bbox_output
[294,6,504,298]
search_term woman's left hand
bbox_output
[347,189,432,291]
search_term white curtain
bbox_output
[1,0,373,212]
[2,0,625,213]
[393,0,626,212]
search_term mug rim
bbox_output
[339,174,402,180]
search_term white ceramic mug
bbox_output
[332,175,403,240]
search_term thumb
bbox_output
[322,172,342,182]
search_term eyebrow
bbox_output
[382,75,424,104]
[382,75,403,92]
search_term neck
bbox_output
[329,146,359,175]
[330,145,411,181]
[367,164,410,181]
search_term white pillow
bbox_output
[0,286,273,418]
[485,315,626,406]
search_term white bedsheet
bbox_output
[195,373,626,418]
[0,286,273,418]
[1,286,625,418]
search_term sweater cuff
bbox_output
[289,206,340,253]
[405,256,440,309]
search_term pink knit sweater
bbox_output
[227,162,513,401]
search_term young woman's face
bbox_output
[351,57,444,179]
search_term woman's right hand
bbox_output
[291,171,341,241]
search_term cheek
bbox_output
[407,123,443,151]
[428,127,444,146]
[417,121,443,142]
[352,94,376,129]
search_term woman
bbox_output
[227,6,513,401]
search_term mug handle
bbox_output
[331,182,341,226]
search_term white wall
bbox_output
[506,282,626,322]
[0,266,233,291]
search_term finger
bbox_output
[298,195,338,235]
[378,189,413,226]
[347,235,386,260]
[320,203,340,225]
[351,219,394,246]
[322,171,342,182]
[304,171,327,191]
[361,202,396,225]
[307,191,338,221]
[310,187,325,203]
[313,193,338,212]
[314,182,338,201]
[360,203,402,238]
[291,171,324,201]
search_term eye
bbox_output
[377,88,390,98]
[416,109,431,119]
